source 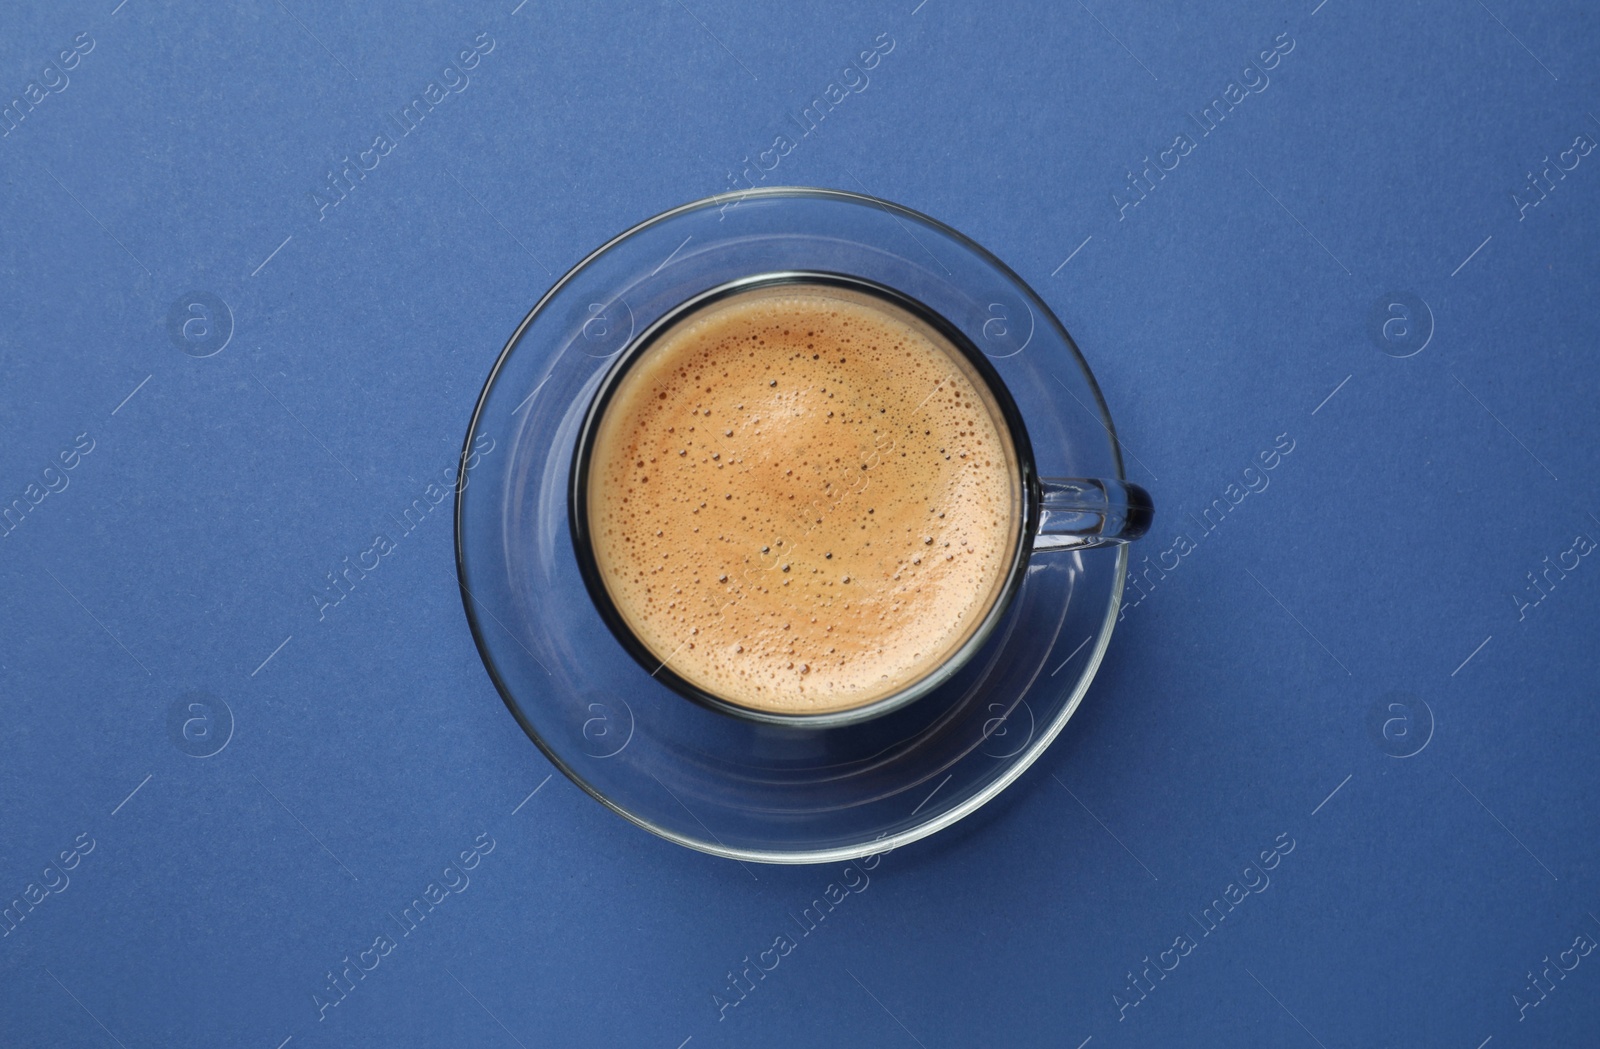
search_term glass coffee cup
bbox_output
[568,272,1152,727]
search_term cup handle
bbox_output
[1033,478,1154,551]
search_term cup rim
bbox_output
[567,271,1042,728]
[454,185,1131,863]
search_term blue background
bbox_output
[3,1,1598,1046]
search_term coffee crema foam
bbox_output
[587,283,1019,715]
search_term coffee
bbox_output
[585,282,1020,716]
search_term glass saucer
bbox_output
[454,187,1129,863]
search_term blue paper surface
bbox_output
[3,1,1598,1046]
